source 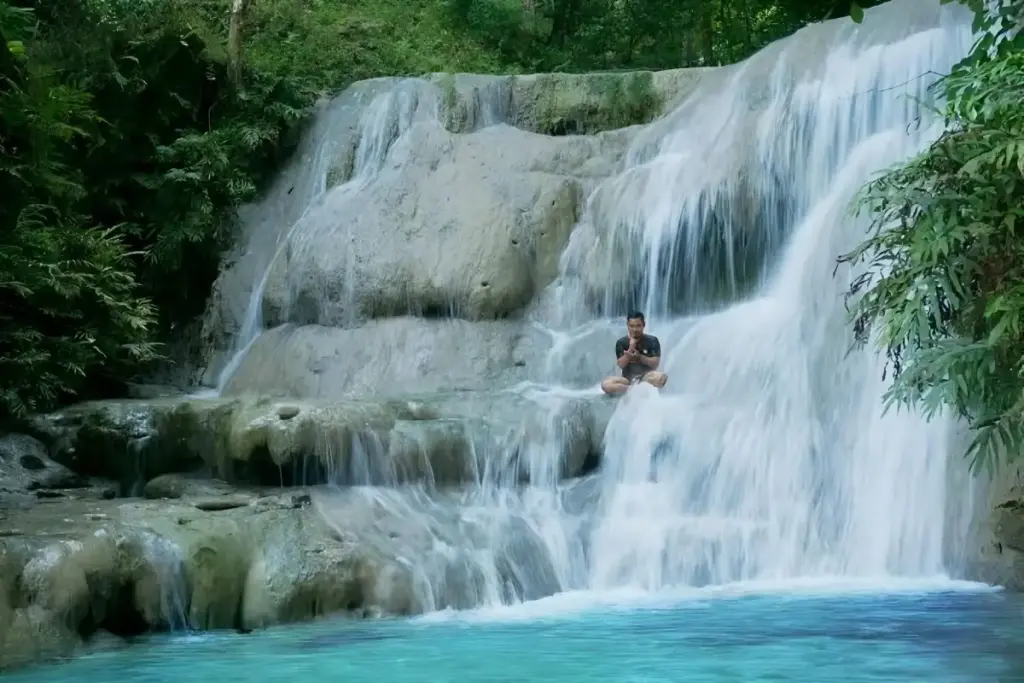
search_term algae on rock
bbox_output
[29,392,608,492]
[0,484,573,668]
[512,71,663,136]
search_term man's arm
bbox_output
[615,338,632,369]
[637,336,660,370]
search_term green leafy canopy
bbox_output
[839,0,1024,475]
[0,0,310,419]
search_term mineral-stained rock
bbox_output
[428,69,708,137]
[0,487,565,670]
[507,71,671,135]
[143,473,237,500]
[28,392,609,493]
[0,434,89,503]
[258,120,627,326]
[222,318,547,397]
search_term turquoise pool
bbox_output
[9,585,1021,682]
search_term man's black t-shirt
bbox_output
[615,334,661,381]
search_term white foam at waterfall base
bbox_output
[418,577,998,625]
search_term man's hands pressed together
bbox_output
[628,335,656,368]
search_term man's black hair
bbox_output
[626,311,645,324]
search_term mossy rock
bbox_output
[29,393,607,491]
[511,71,663,135]
[28,398,240,493]
[424,69,709,137]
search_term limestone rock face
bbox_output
[223,319,546,397]
[259,121,636,326]
[0,488,568,669]
[28,393,609,492]
[199,79,433,356]
[198,70,692,378]
[0,434,88,502]
[962,462,1024,590]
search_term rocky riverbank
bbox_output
[6,391,1024,672]
[0,391,606,670]
[1,483,561,669]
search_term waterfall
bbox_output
[211,0,981,610]
[213,79,450,392]
[549,0,976,590]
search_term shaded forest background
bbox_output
[0,0,894,417]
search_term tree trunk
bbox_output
[547,0,582,47]
[739,0,753,54]
[699,4,714,65]
[717,0,730,64]
[227,0,252,90]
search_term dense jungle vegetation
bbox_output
[3,0,1021,477]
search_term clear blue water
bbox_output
[10,587,1024,682]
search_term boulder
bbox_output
[143,473,237,500]
[258,121,636,326]
[0,488,565,669]
[28,392,610,492]
[223,319,546,397]
[0,434,89,503]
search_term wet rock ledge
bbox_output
[0,393,610,670]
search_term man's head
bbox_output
[626,311,645,339]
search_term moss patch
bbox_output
[515,71,663,136]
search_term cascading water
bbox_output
[211,0,982,613]
[569,2,977,590]
[213,79,446,392]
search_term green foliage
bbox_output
[840,0,1024,474]
[849,1,864,24]
[449,0,880,72]
[0,4,158,418]
[0,0,317,417]
[233,0,506,89]
[32,0,313,327]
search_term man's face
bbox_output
[627,317,644,339]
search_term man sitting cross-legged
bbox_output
[600,311,668,396]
